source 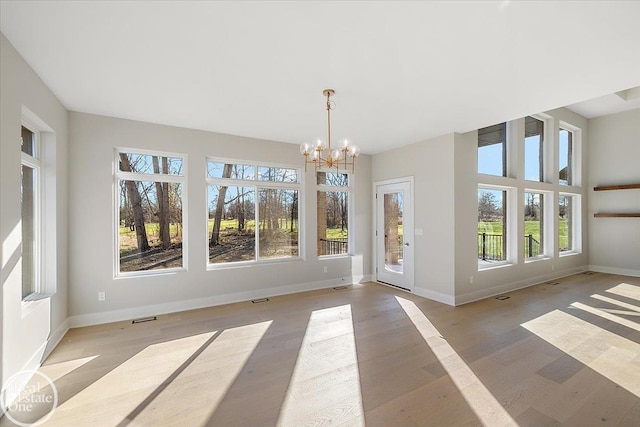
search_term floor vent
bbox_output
[252,298,269,304]
[333,286,348,290]
[546,281,560,286]
[495,295,510,301]
[132,316,157,324]
[583,271,595,275]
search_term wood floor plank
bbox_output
[2,273,640,426]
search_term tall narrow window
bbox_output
[559,128,573,186]
[524,192,543,258]
[21,126,39,298]
[478,123,507,177]
[559,195,573,252]
[478,188,507,265]
[207,160,301,265]
[116,150,185,274]
[317,172,350,256]
[524,116,544,182]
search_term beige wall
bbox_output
[588,109,640,276]
[0,33,69,389]
[67,112,372,325]
[372,134,456,303]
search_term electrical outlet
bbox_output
[323,267,328,273]
[98,292,105,301]
[470,276,474,284]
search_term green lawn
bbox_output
[478,219,569,248]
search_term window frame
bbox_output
[523,115,546,183]
[477,185,513,270]
[477,122,508,178]
[523,190,552,261]
[316,169,353,259]
[206,157,303,268]
[114,147,188,278]
[21,122,42,301]
[558,192,582,256]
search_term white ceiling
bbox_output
[1,1,639,154]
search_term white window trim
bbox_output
[317,169,353,259]
[114,147,188,278]
[20,122,42,302]
[206,157,304,269]
[478,185,514,270]
[559,192,582,255]
[523,189,552,262]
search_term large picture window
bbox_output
[207,160,300,265]
[116,150,185,275]
[317,172,350,256]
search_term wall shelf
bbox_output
[594,183,640,191]
[594,213,640,218]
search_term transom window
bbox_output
[524,116,544,182]
[559,127,573,185]
[478,123,507,177]
[207,159,301,265]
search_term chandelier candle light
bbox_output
[300,89,360,172]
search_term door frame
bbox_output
[372,176,415,292]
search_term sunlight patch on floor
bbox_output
[606,283,640,302]
[571,302,640,332]
[40,355,99,383]
[522,309,640,397]
[395,296,518,427]
[591,293,640,313]
[277,304,365,427]
[40,332,217,425]
[131,320,272,426]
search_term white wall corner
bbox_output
[588,265,640,278]
[44,318,70,360]
[413,287,456,306]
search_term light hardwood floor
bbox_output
[3,272,640,426]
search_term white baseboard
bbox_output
[68,276,362,328]
[455,265,588,305]
[414,288,456,306]
[44,318,69,360]
[589,265,640,278]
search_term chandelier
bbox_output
[300,89,360,172]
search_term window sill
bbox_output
[207,256,303,271]
[115,267,186,280]
[478,261,512,271]
[525,256,551,264]
[318,254,351,260]
[559,251,581,258]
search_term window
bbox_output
[116,150,185,275]
[559,127,573,185]
[207,160,300,265]
[524,192,543,259]
[558,194,580,253]
[524,116,544,182]
[21,125,39,299]
[478,188,507,264]
[317,172,350,256]
[478,123,507,176]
